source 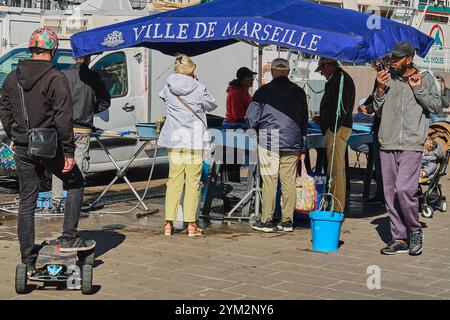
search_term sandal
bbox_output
[163,221,174,236]
[188,223,203,237]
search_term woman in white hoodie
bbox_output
[158,54,218,237]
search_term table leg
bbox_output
[123,176,150,211]
[363,143,374,200]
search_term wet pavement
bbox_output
[1,161,450,300]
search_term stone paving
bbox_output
[0,169,449,300]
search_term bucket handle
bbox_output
[318,192,343,215]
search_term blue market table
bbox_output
[201,122,374,221]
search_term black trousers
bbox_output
[14,145,85,265]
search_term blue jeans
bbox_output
[14,145,85,265]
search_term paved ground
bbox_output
[1,162,450,300]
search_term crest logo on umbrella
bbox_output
[101,31,125,47]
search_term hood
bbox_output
[16,60,54,91]
[166,73,199,97]
[226,85,244,94]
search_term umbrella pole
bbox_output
[258,45,263,88]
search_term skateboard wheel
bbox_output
[15,264,28,294]
[78,250,95,266]
[81,264,93,295]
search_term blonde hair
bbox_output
[424,137,436,153]
[174,54,196,76]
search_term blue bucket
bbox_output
[135,123,157,139]
[309,210,344,252]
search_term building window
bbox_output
[424,14,449,24]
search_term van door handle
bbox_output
[123,103,135,112]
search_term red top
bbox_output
[225,85,252,123]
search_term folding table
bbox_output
[89,131,157,212]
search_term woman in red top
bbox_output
[224,67,256,127]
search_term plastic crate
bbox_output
[37,191,67,209]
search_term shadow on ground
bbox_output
[79,228,126,268]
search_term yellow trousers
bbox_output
[325,127,352,212]
[165,148,203,223]
[259,147,298,223]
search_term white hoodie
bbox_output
[157,73,218,150]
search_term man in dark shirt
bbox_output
[316,57,355,212]
[51,55,110,206]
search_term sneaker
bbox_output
[60,237,96,252]
[42,237,62,247]
[277,219,294,232]
[409,231,423,256]
[380,240,409,255]
[252,220,275,233]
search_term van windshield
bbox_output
[0,48,75,88]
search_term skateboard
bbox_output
[15,242,95,295]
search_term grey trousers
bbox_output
[52,133,90,201]
[380,150,422,241]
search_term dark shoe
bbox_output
[380,240,409,255]
[277,219,294,232]
[409,231,423,256]
[60,237,96,252]
[252,220,275,233]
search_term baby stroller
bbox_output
[419,121,450,218]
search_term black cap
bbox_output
[391,42,416,58]
[236,67,257,80]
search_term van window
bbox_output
[91,52,128,98]
[0,48,74,88]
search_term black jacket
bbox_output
[0,59,75,157]
[319,68,355,135]
[245,76,308,152]
[62,63,111,129]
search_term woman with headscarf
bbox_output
[158,54,218,237]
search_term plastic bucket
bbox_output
[135,123,157,139]
[309,210,344,252]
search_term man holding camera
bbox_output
[374,42,442,256]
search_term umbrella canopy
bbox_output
[70,0,433,63]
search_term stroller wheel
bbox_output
[422,204,434,218]
[439,200,447,212]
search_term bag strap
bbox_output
[17,82,30,133]
[176,96,208,129]
[295,155,308,178]
[176,95,212,143]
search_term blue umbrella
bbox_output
[70,0,433,63]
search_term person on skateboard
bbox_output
[0,27,95,276]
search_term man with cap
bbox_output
[316,57,355,213]
[374,42,442,256]
[224,67,257,128]
[245,58,308,232]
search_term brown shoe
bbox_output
[163,221,174,236]
[188,223,203,237]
